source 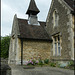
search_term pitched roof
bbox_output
[64,0,74,10]
[26,0,40,15]
[17,18,52,41]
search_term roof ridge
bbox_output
[17,18,28,21]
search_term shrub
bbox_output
[35,60,39,65]
[27,59,39,66]
[44,59,49,64]
[69,61,74,66]
[32,60,38,65]
[27,60,34,65]
[50,62,56,67]
[64,61,74,70]
[38,59,44,66]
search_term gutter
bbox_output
[21,39,23,65]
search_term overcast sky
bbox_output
[1,0,52,36]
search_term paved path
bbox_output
[10,65,74,75]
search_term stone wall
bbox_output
[19,40,51,64]
[1,58,8,64]
[1,64,11,75]
[8,14,20,65]
[46,0,73,60]
[1,58,11,75]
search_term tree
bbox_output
[1,35,10,58]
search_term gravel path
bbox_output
[10,65,74,75]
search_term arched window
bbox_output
[52,34,61,56]
[53,10,58,27]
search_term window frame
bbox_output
[52,35,61,56]
[53,9,59,27]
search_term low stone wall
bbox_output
[1,58,8,64]
[1,58,11,75]
[1,64,11,75]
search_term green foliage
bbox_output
[38,59,44,66]
[32,60,38,65]
[32,60,36,65]
[50,62,56,67]
[1,35,10,58]
[44,59,49,64]
[64,61,74,70]
[69,61,74,66]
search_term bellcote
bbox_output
[26,0,40,25]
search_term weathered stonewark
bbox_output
[46,0,74,60]
[18,39,51,64]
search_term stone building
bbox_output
[8,0,74,65]
[8,0,52,65]
[46,0,74,61]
